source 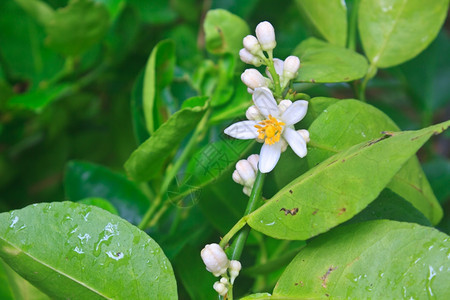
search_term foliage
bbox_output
[0,0,449,299]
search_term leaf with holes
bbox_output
[0,202,177,299]
[247,120,449,240]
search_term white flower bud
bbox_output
[236,159,256,187]
[246,105,264,120]
[283,56,300,80]
[297,129,310,143]
[229,260,242,284]
[247,154,259,171]
[243,35,262,55]
[220,277,228,284]
[241,69,268,90]
[232,170,244,185]
[265,58,284,80]
[247,87,254,94]
[278,100,292,114]
[239,48,263,67]
[255,21,276,51]
[213,282,228,296]
[201,244,229,276]
[243,186,252,196]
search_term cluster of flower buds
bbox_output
[201,243,242,297]
[239,21,301,95]
[232,154,259,196]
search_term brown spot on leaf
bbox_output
[338,208,346,216]
[312,209,318,215]
[327,160,338,166]
[289,190,293,194]
[321,266,337,288]
[280,207,299,216]
[294,281,304,287]
[311,79,316,83]
[344,77,349,80]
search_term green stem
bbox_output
[347,0,360,51]
[138,108,211,230]
[266,51,282,99]
[358,63,377,102]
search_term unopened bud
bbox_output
[220,277,228,284]
[297,129,310,143]
[243,35,262,55]
[201,244,229,276]
[283,56,300,80]
[239,48,263,67]
[241,69,268,90]
[255,21,276,51]
[247,154,259,171]
[213,282,228,296]
[229,260,242,284]
[236,160,256,187]
[278,100,292,114]
[243,186,252,196]
[246,105,263,120]
[232,170,244,185]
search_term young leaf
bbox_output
[307,100,442,224]
[293,38,368,83]
[358,0,449,68]
[247,121,449,240]
[65,161,149,225]
[77,197,119,216]
[131,72,150,146]
[143,40,176,134]
[273,220,449,299]
[45,0,110,57]
[14,0,54,26]
[8,84,70,111]
[93,0,125,20]
[204,9,250,55]
[125,101,208,181]
[0,202,177,299]
[294,0,347,47]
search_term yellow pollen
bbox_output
[254,115,285,145]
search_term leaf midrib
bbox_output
[0,237,111,299]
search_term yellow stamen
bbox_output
[254,115,285,145]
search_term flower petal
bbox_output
[259,142,282,173]
[253,87,279,118]
[224,120,259,139]
[283,127,307,158]
[281,100,308,126]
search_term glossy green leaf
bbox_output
[297,96,339,129]
[294,0,347,46]
[210,54,235,107]
[131,72,150,145]
[128,0,176,24]
[8,84,70,110]
[143,40,175,134]
[346,189,432,227]
[77,197,119,216]
[358,0,449,68]
[125,102,208,181]
[307,100,442,224]
[204,9,250,55]
[247,121,449,240]
[0,259,50,300]
[65,161,149,225]
[93,0,125,20]
[273,220,450,299]
[45,0,110,56]
[0,202,177,299]
[293,38,368,83]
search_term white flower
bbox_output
[232,154,259,196]
[241,69,270,92]
[201,243,229,276]
[255,21,276,51]
[224,87,309,173]
[265,56,301,89]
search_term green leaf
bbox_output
[358,0,449,68]
[128,0,176,24]
[273,220,450,299]
[45,0,110,56]
[293,38,368,83]
[247,121,449,240]
[297,96,339,129]
[77,198,119,216]
[204,9,250,55]
[210,54,235,107]
[0,259,50,300]
[125,102,208,181]
[0,202,177,299]
[14,0,54,26]
[8,84,70,110]
[346,189,432,227]
[294,0,347,46]
[143,40,175,134]
[307,100,442,224]
[131,72,150,145]
[93,0,125,20]
[240,293,272,300]
[65,161,149,225]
